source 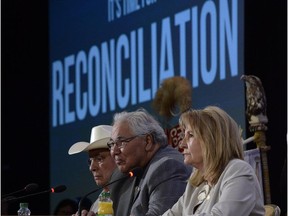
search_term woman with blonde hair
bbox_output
[162,106,265,216]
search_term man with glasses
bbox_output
[107,108,192,216]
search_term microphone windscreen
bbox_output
[52,185,67,193]
[24,183,39,193]
[129,167,143,177]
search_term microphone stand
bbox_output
[2,183,38,199]
[4,185,67,203]
[77,188,102,215]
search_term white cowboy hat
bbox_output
[68,125,112,155]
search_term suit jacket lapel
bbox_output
[124,177,138,215]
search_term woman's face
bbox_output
[180,126,204,170]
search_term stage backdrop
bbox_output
[49,0,245,213]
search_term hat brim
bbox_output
[68,137,110,155]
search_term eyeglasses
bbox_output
[107,134,146,150]
[197,183,211,202]
[193,182,211,213]
[88,154,109,166]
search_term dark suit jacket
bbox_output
[109,168,135,216]
[110,145,192,216]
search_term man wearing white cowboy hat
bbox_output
[68,125,118,215]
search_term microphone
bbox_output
[2,183,39,199]
[77,168,141,215]
[4,185,67,203]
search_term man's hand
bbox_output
[72,209,97,216]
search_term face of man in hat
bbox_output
[88,148,117,187]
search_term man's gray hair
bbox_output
[113,108,168,147]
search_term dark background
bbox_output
[2,0,287,215]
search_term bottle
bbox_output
[17,203,31,216]
[98,191,113,216]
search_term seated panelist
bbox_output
[68,125,132,216]
[161,106,265,215]
[108,108,192,216]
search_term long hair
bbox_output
[112,108,168,147]
[179,106,243,186]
